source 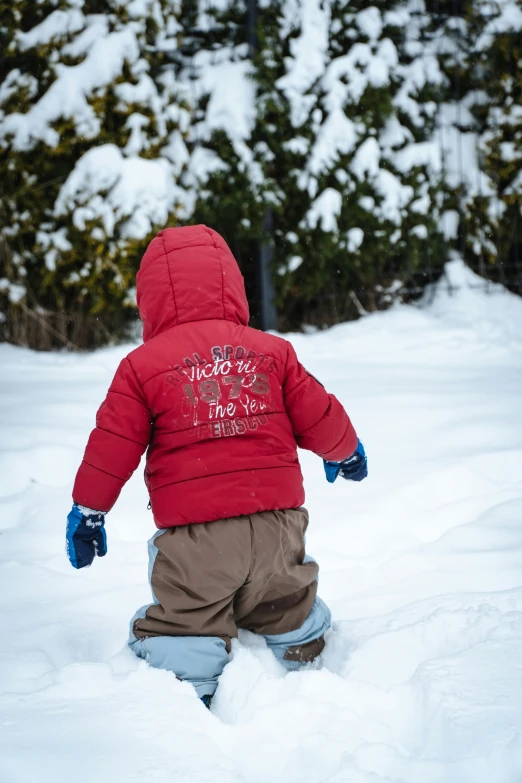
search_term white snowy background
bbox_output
[1,260,522,783]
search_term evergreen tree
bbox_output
[185,0,269,320]
[430,0,522,291]
[250,0,447,329]
[1,0,520,349]
[466,0,522,288]
[0,0,191,348]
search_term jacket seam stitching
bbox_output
[152,242,219,250]
[142,250,165,267]
[162,233,179,326]
[81,459,126,481]
[294,400,331,437]
[126,357,145,392]
[142,368,188,388]
[150,464,301,491]
[285,374,311,396]
[95,426,148,447]
[125,357,152,413]
[325,420,353,457]
[204,226,226,320]
[108,388,149,408]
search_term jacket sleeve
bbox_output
[282,342,358,462]
[72,357,152,512]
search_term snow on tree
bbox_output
[1,0,521,348]
[179,0,268,312]
[0,0,192,348]
[467,0,522,284]
[433,0,522,290]
[247,0,447,328]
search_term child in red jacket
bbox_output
[67,225,367,703]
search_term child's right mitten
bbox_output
[66,504,107,569]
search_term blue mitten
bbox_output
[323,460,342,483]
[66,504,107,569]
[324,439,368,483]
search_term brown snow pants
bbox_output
[132,507,325,662]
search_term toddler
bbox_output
[67,225,367,704]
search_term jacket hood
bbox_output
[136,225,250,341]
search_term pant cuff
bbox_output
[129,634,229,697]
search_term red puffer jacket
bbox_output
[73,225,358,527]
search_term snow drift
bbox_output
[1,263,522,783]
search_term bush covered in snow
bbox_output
[433,0,522,286]
[465,0,522,280]
[0,0,521,347]
[246,0,447,328]
[0,0,192,348]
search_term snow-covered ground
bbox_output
[1,260,522,783]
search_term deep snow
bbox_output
[1,260,522,783]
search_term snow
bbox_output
[187,147,228,185]
[505,169,522,197]
[322,42,397,111]
[435,103,496,198]
[351,137,381,180]
[374,169,414,224]
[304,187,343,232]
[379,116,413,151]
[281,0,445,234]
[278,255,304,276]
[288,256,303,272]
[1,26,140,150]
[0,1,195,255]
[283,136,309,155]
[193,53,256,144]
[307,109,357,177]
[410,223,428,239]
[394,48,445,130]
[189,48,262,186]
[476,0,522,50]
[276,0,330,127]
[0,70,37,109]
[394,141,442,175]
[37,228,73,272]
[441,210,460,240]
[2,0,520,304]
[16,9,85,51]
[54,144,192,239]
[2,263,522,782]
[347,227,364,252]
[61,14,109,59]
[0,279,26,304]
[356,7,383,42]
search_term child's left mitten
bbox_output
[66,504,107,569]
[324,439,368,483]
